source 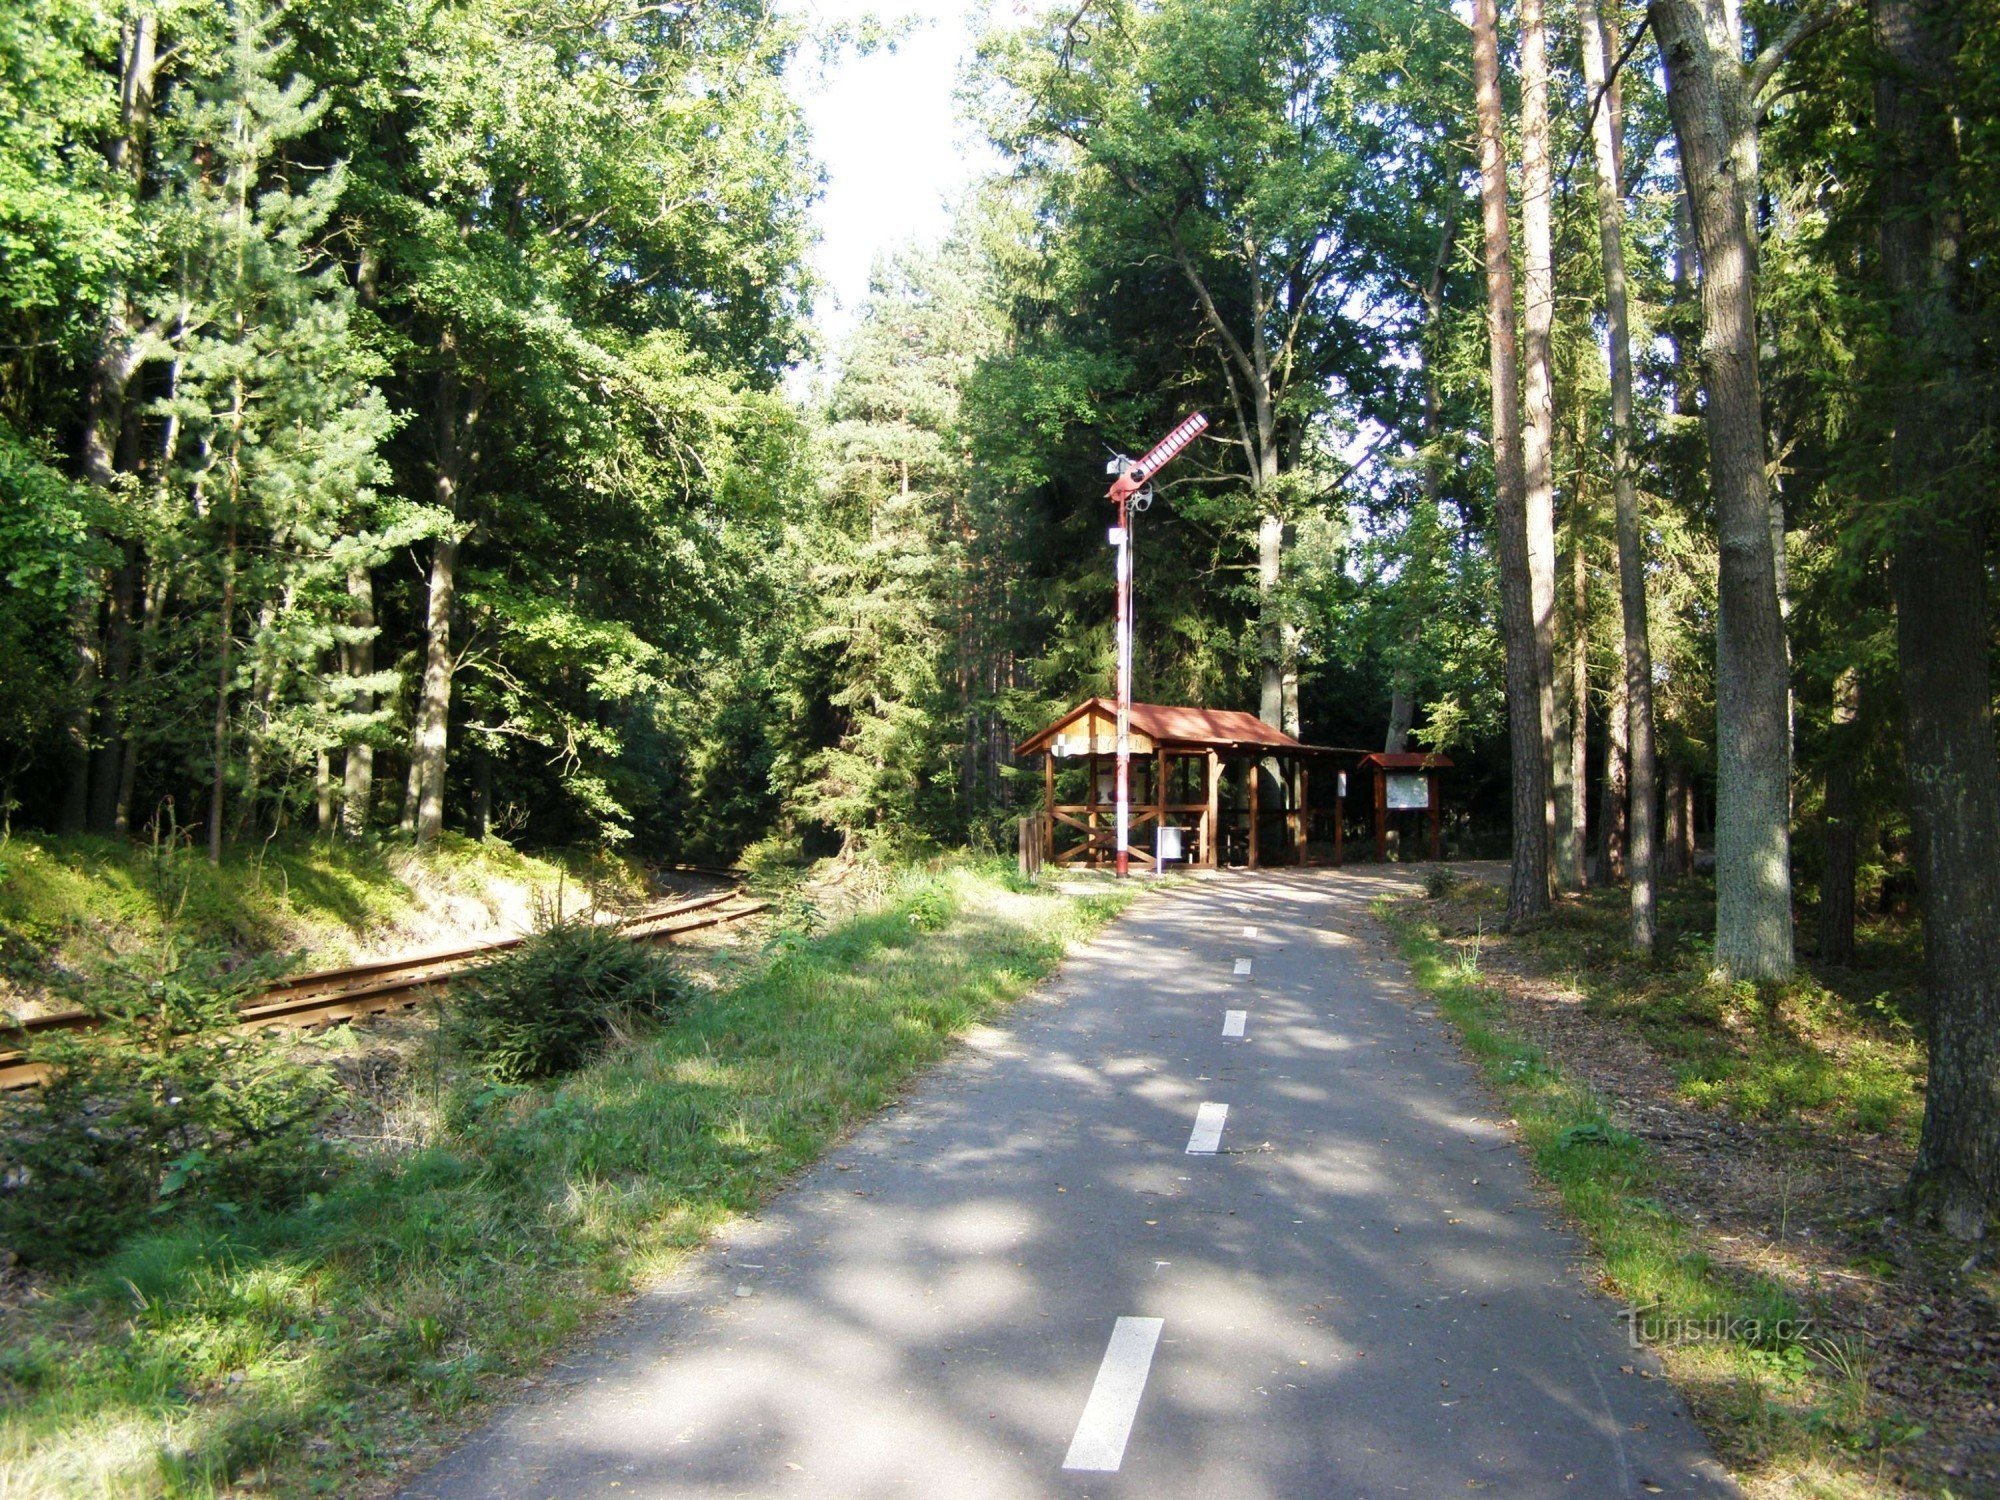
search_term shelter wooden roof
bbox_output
[1015,697,1346,758]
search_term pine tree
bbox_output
[147,1,395,857]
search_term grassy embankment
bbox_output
[0,858,1130,1497]
[1382,876,1958,1498]
[0,833,647,1018]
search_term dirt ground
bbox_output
[1418,885,2000,1497]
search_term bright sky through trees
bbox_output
[795,0,996,352]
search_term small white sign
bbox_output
[1108,526,1127,546]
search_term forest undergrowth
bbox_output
[0,857,1130,1497]
[0,833,648,1020]
[1386,876,1997,1498]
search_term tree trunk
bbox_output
[234,596,282,841]
[114,563,166,838]
[1520,0,1569,890]
[315,751,334,833]
[409,535,459,845]
[1651,0,1794,978]
[1873,0,2000,1237]
[341,565,376,837]
[1472,0,1550,924]
[1679,765,1698,874]
[1818,665,1859,965]
[67,12,159,837]
[207,520,238,865]
[87,550,138,834]
[59,586,100,834]
[1281,622,1302,740]
[1385,686,1415,754]
[407,369,483,846]
[470,740,491,841]
[1664,761,1689,876]
[1568,532,1589,880]
[1582,0,1661,951]
[1257,509,1285,728]
[1595,664,1629,884]
[1388,202,1459,760]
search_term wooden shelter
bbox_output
[1014,698,1355,870]
[1354,750,1454,862]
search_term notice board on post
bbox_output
[1385,772,1431,811]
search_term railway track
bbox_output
[0,886,767,1091]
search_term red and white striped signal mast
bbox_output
[1105,412,1208,876]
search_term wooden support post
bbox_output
[1088,751,1099,865]
[1297,765,1311,865]
[1206,750,1221,867]
[1156,747,1169,868]
[1374,769,1388,862]
[1284,761,1299,860]
[1249,760,1261,869]
[1043,754,1055,860]
[1428,768,1443,861]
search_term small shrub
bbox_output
[0,941,338,1264]
[904,883,954,932]
[1423,867,1460,900]
[450,917,682,1083]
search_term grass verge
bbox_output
[1381,897,1930,1499]
[1467,877,1926,1139]
[0,858,1130,1497]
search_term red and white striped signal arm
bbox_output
[1107,412,1208,503]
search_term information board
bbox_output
[1385,772,1431,811]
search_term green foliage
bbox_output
[0,0,124,357]
[0,941,337,1264]
[0,0,821,853]
[969,0,1487,751]
[902,881,954,933]
[0,429,103,801]
[450,918,683,1082]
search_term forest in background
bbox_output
[3,0,1998,1229]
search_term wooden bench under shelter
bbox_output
[1014,698,1361,870]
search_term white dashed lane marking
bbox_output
[1222,1010,1247,1038]
[1185,1102,1229,1155]
[1061,1317,1165,1472]
[1233,958,1252,976]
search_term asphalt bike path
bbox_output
[404,867,1734,1499]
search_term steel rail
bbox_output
[0,889,767,1091]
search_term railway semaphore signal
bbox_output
[1103,412,1208,876]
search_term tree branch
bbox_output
[1168,223,1259,391]
[1212,338,1258,476]
[1747,0,1856,101]
[1563,14,1652,188]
